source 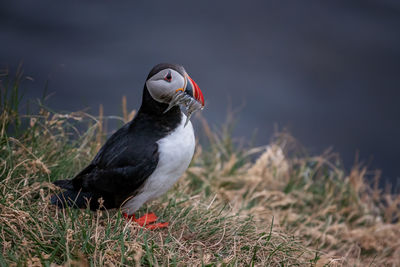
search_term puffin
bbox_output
[51,63,205,229]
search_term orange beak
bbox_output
[185,75,205,107]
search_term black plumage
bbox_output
[51,64,185,210]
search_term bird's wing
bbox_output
[72,122,159,197]
[86,156,157,193]
[73,143,158,196]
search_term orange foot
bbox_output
[123,212,169,229]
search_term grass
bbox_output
[1,70,399,266]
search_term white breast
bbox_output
[122,113,195,215]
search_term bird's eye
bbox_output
[164,70,172,82]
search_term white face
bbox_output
[146,68,186,104]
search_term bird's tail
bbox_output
[50,189,94,209]
[51,179,95,209]
[53,179,74,190]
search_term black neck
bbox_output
[133,86,182,132]
[138,85,180,116]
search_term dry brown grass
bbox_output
[194,123,400,266]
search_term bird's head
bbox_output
[145,63,204,122]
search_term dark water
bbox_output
[1,0,400,187]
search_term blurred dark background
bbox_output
[1,0,399,187]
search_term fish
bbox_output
[164,90,204,127]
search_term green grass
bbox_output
[0,70,399,266]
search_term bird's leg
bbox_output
[123,213,169,229]
[134,213,158,225]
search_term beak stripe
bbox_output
[187,75,204,107]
